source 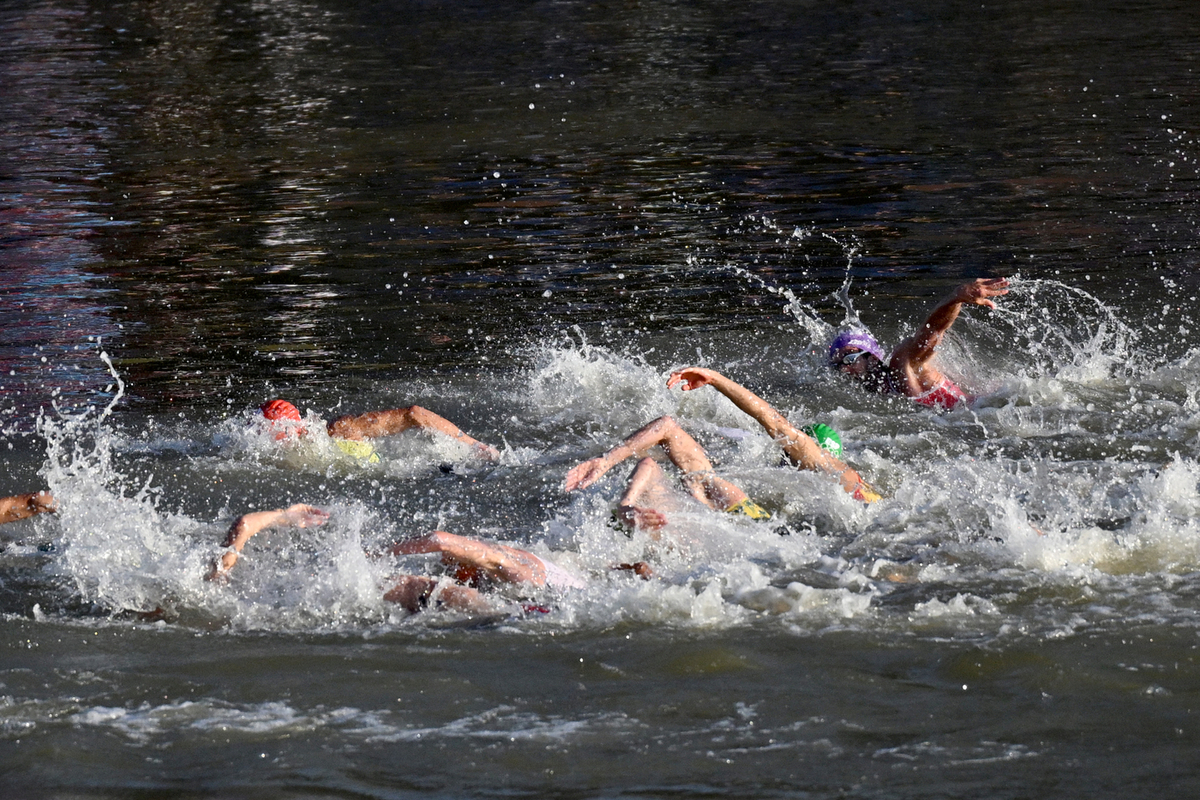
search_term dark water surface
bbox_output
[3,0,1200,797]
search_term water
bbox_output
[4,0,1200,796]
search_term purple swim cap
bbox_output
[828,330,885,363]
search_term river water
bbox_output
[3,0,1200,797]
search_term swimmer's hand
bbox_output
[615,504,668,531]
[204,566,230,584]
[565,457,613,491]
[612,561,654,580]
[955,277,1009,309]
[28,491,57,515]
[474,442,502,462]
[667,367,720,392]
[280,504,330,529]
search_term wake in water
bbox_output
[8,269,1200,641]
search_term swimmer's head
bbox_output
[802,423,843,459]
[828,330,884,365]
[829,331,889,390]
[260,399,306,440]
[261,399,301,422]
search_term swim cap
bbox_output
[828,330,885,363]
[259,399,306,440]
[802,423,843,458]
[260,399,301,422]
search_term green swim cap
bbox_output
[802,423,843,458]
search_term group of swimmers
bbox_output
[2,278,1009,615]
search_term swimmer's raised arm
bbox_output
[669,368,810,452]
[668,368,879,502]
[892,278,1009,368]
[0,491,56,525]
[327,406,500,461]
[206,504,329,582]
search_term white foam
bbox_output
[20,313,1200,639]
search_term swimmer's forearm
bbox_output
[225,509,290,548]
[703,372,798,442]
[701,374,863,486]
[0,491,56,524]
[910,298,960,356]
[209,509,287,577]
[565,438,643,491]
[209,505,327,580]
[911,279,1008,357]
[408,406,472,442]
[604,441,638,464]
[902,286,972,362]
[447,431,501,461]
[668,368,784,431]
[400,408,499,459]
[606,418,678,464]
[678,369,828,467]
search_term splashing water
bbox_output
[17,288,1200,641]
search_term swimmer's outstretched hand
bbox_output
[474,442,502,462]
[667,367,720,392]
[565,457,613,491]
[281,504,330,529]
[615,504,668,531]
[956,277,1009,309]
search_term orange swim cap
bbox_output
[259,399,306,440]
[260,399,301,422]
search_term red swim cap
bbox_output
[260,399,302,422]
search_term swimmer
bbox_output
[829,277,1010,410]
[565,408,877,533]
[382,530,588,612]
[0,491,56,525]
[259,399,501,462]
[205,504,595,615]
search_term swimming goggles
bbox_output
[835,349,872,367]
